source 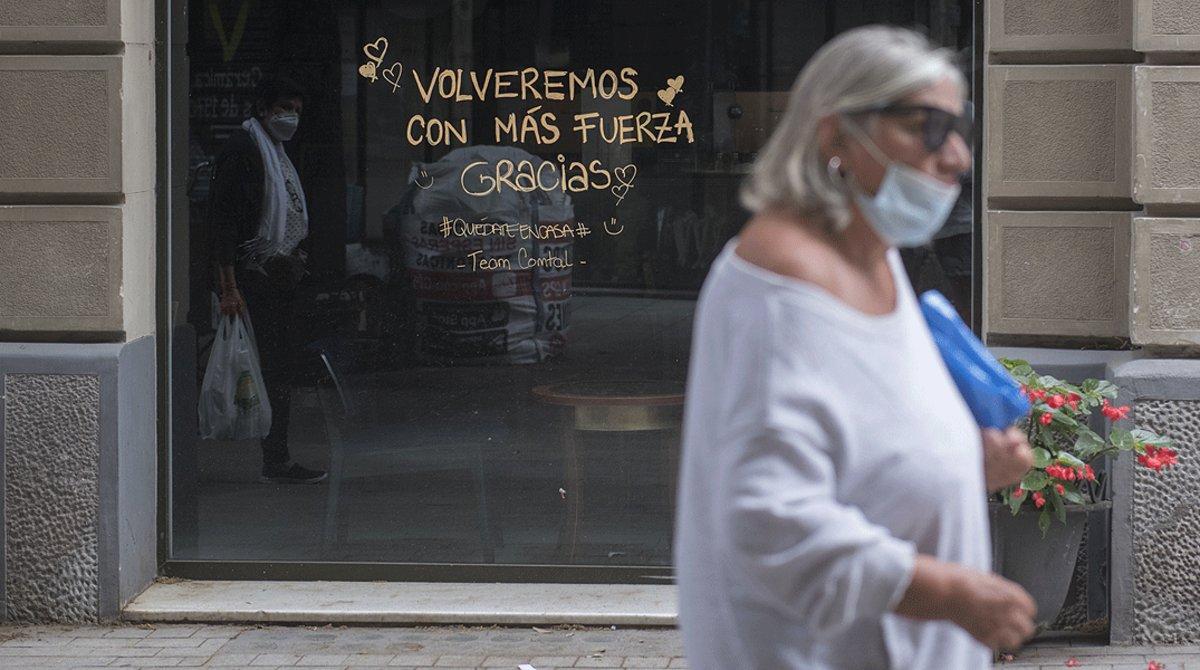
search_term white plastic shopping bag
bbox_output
[198,310,272,440]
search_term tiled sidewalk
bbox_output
[0,623,1196,669]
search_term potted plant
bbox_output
[991,358,1178,625]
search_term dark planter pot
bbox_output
[989,500,1110,626]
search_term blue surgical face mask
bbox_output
[841,116,961,247]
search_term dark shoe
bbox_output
[260,462,327,484]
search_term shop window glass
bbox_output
[170,0,975,568]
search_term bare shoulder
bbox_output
[735,213,839,289]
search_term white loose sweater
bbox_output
[674,239,990,670]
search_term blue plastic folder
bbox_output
[919,290,1030,429]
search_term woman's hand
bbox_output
[982,426,1033,492]
[219,285,245,316]
[896,556,1036,652]
[216,264,245,316]
[945,563,1038,651]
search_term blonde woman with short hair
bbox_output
[674,25,1036,669]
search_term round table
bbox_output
[532,380,685,561]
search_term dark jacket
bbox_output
[207,127,266,267]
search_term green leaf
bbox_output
[1038,509,1051,537]
[1051,491,1067,524]
[1081,379,1099,393]
[1074,430,1107,459]
[1063,489,1087,505]
[1110,427,1135,451]
[1056,452,1085,468]
[1022,471,1050,491]
[1032,448,1052,468]
[1009,364,1035,379]
[1038,375,1062,390]
[1131,429,1172,447]
[999,357,1029,370]
[1093,380,1119,399]
[1049,411,1079,428]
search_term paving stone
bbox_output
[169,658,209,667]
[250,654,302,666]
[205,653,262,666]
[529,656,579,666]
[343,654,397,666]
[147,627,201,639]
[480,656,534,665]
[388,656,438,666]
[623,657,671,668]
[106,629,156,639]
[135,638,209,648]
[432,656,486,667]
[0,658,118,667]
[295,654,350,666]
[575,657,624,668]
[4,624,1200,669]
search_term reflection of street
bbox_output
[181,295,694,565]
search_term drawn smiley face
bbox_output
[415,167,434,189]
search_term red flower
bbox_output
[1083,464,1096,481]
[1055,483,1066,495]
[1039,412,1054,426]
[1101,399,1131,421]
[1147,661,1165,670]
[1047,394,1066,409]
[1067,393,1081,411]
[1138,445,1178,472]
[1029,389,1047,401]
[1046,465,1077,481]
[1013,487,1025,497]
[1066,658,1081,668]
[1159,447,1179,468]
[1033,492,1046,509]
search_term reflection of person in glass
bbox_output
[675,27,1035,669]
[208,76,327,484]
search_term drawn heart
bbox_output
[358,62,377,81]
[611,164,637,203]
[362,37,388,64]
[611,182,632,202]
[382,62,404,92]
[657,75,684,106]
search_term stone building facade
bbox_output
[985,0,1200,645]
[0,0,1196,644]
[0,0,157,622]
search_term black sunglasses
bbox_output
[848,102,974,153]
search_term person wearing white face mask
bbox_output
[207,76,326,485]
[674,26,1036,669]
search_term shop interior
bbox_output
[170,0,974,568]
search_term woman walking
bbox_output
[674,26,1036,669]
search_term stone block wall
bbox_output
[1110,360,1200,644]
[987,0,1200,646]
[985,0,1200,348]
[0,0,157,622]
